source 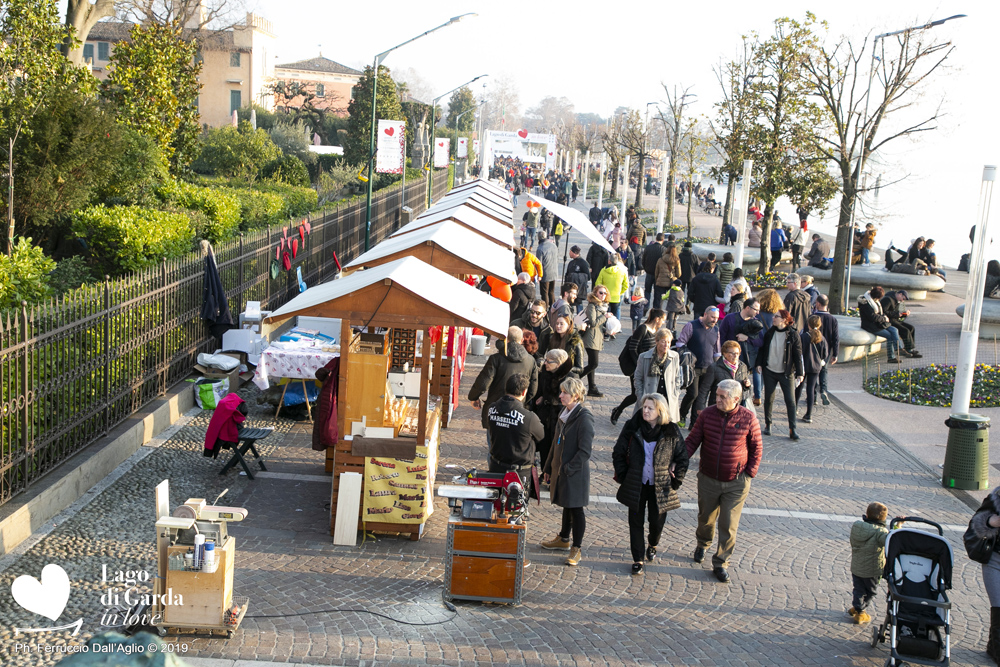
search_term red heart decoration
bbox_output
[384,127,394,136]
[517,129,528,138]
[438,142,444,147]
[548,152,553,156]
[299,226,305,243]
[282,226,288,239]
[292,238,299,259]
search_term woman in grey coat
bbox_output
[541,377,594,567]
[971,484,1000,663]
[580,288,610,397]
[632,328,681,423]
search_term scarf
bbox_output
[638,419,663,442]
[559,403,578,423]
[649,351,669,377]
[723,358,739,374]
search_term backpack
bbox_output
[958,253,970,272]
[618,327,647,376]
[675,346,696,389]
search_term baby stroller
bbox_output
[870,516,953,667]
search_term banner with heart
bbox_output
[433,137,450,168]
[12,564,70,622]
[517,129,528,138]
[376,119,406,174]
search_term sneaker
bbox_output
[541,535,572,551]
[908,350,923,358]
[566,547,582,566]
[855,611,871,625]
[692,546,705,563]
[645,546,657,562]
[587,388,604,398]
[631,562,644,576]
[848,607,859,620]
[821,393,831,406]
[801,415,812,424]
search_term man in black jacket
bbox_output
[688,265,724,321]
[586,242,610,286]
[488,374,545,497]
[880,290,921,358]
[589,202,603,225]
[511,300,553,361]
[642,233,665,302]
[563,245,591,300]
[509,272,535,322]
[814,295,839,405]
[469,327,539,430]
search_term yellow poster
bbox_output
[362,438,437,524]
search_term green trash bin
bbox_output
[942,413,990,490]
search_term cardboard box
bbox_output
[194,351,242,390]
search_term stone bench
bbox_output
[691,243,790,270]
[834,315,885,362]
[798,265,945,300]
[956,300,1000,339]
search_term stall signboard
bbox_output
[457,138,468,158]
[363,436,438,523]
[433,138,450,168]
[488,130,556,170]
[376,120,406,174]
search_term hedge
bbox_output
[251,182,318,218]
[157,181,241,243]
[71,205,194,275]
[219,187,286,229]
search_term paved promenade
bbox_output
[0,185,994,666]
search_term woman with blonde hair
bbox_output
[541,377,594,567]
[580,286,610,397]
[750,288,783,405]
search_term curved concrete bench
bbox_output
[691,243,790,269]
[834,315,885,362]
[798,265,944,300]
[956,301,1000,339]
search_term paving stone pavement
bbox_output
[0,201,994,666]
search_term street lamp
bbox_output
[426,74,488,206]
[843,13,965,300]
[363,13,476,252]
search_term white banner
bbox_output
[472,139,480,155]
[433,138,450,168]
[489,130,556,168]
[457,137,468,158]
[376,120,405,174]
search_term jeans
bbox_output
[695,471,752,568]
[583,348,601,391]
[608,300,621,320]
[794,372,821,416]
[894,319,916,351]
[666,311,679,330]
[851,574,879,612]
[763,368,797,429]
[860,247,870,264]
[513,194,519,207]
[560,506,586,548]
[631,316,642,332]
[629,484,667,562]
[525,227,536,247]
[872,326,900,358]
[819,365,829,396]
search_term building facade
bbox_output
[272,57,363,116]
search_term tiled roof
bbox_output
[86,20,252,52]
[276,57,362,76]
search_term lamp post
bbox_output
[639,102,656,208]
[426,74,489,206]
[363,13,476,252]
[843,13,965,301]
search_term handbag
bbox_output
[964,518,997,564]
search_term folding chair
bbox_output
[218,427,271,479]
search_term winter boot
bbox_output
[989,607,1000,664]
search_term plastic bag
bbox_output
[604,314,622,336]
[197,352,239,372]
[193,378,229,409]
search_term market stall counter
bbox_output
[263,257,509,541]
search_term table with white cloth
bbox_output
[252,344,339,421]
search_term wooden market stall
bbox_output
[392,205,515,249]
[434,190,514,218]
[263,257,509,541]
[450,178,512,200]
[424,196,514,228]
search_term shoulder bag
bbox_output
[965,516,997,564]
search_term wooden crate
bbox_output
[445,520,526,604]
[162,538,235,627]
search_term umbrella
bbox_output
[527,194,614,254]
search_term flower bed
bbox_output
[863,363,1000,408]
[746,271,789,289]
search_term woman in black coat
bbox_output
[534,348,576,471]
[795,314,829,424]
[698,340,752,409]
[541,377,594,567]
[612,393,688,575]
[756,309,804,440]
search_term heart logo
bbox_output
[12,564,70,622]
[548,152,553,156]
[384,127,394,136]
[438,142,444,147]
[517,129,528,138]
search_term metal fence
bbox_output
[0,173,451,507]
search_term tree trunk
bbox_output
[758,202,776,277]
[665,156,676,231]
[827,188,856,314]
[634,159,644,209]
[686,187,693,238]
[720,172,738,242]
[63,0,116,66]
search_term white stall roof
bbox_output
[264,257,511,339]
[344,221,516,283]
[439,187,513,213]
[528,194,614,254]
[396,205,514,248]
[451,179,511,200]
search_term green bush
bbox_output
[0,238,56,310]
[192,122,282,184]
[268,121,315,166]
[49,256,97,295]
[157,180,240,242]
[221,187,286,229]
[262,155,310,187]
[254,182,318,217]
[71,205,194,275]
[95,128,168,207]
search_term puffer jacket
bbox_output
[757,325,805,378]
[595,262,630,304]
[655,253,679,287]
[612,415,689,512]
[544,329,586,377]
[581,295,609,351]
[685,405,762,481]
[519,250,543,280]
[850,517,889,579]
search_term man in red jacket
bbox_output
[685,379,762,583]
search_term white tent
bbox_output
[528,194,614,254]
[451,179,510,200]
[344,220,516,283]
[438,187,513,212]
[427,193,513,225]
[264,257,511,339]
[397,205,514,248]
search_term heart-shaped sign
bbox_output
[548,152,553,156]
[384,127,394,136]
[438,142,444,147]
[517,129,528,138]
[12,564,70,622]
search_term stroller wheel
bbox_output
[870,624,880,648]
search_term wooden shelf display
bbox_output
[445,519,526,605]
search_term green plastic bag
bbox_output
[190,377,229,409]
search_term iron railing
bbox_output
[0,173,451,507]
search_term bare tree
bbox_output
[481,73,521,131]
[657,84,696,230]
[116,0,245,30]
[803,25,955,312]
[679,120,713,237]
[617,109,655,208]
[600,112,629,199]
[710,46,758,231]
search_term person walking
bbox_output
[536,232,559,308]
[655,243,680,310]
[563,245,591,301]
[678,242,700,305]
[518,246,543,281]
[612,393,689,575]
[595,255,630,321]
[686,379,762,583]
[847,502,890,625]
[769,223,788,272]
[788,221,805,271]
[586,241,611,288]
[508,273,536,323]
[795,315,828,424]
[541,378,595,567]
[688,264,725,321]
[468,327,539,432]
[611,310,668,425]
[664,279,686,330]
[813,295,839,406]
[581,287,610,397]
[522,205,540,249]
[675,306,721,426]
[699,340,752,409]
[970,484,1000,663]
[755,310,804,440]
[511,300,553,363]
[782,273,812,333]
[487,373,544,497]
[633,327,682,423]
[643,234,666,304]
[534,349,576,476]
[543,313,587,376]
